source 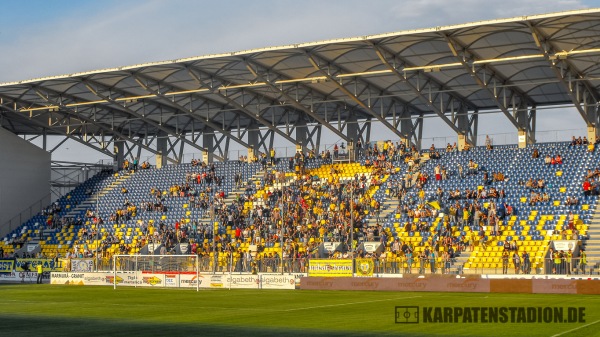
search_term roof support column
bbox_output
[344,114,360,160]
[114,140,125,170]
[42,129,47,151]
[203,132,214,163]
[156,132,168,168]
[399,110,413,148]
[399,111,423,150]
[586,101,600,141]
[455,108,478,151]
[346,113,358,147]
[295,117,307,155]
[248,123,260,161]
[516,106,535,148]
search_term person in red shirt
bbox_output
[583,180,592,196]
[555,155,563,164]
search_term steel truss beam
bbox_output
[245,120,276,156]
[202,131,231,161]
[129,72,253,153]
[304,50,414,140]
[443,34,536,144]
[294,113,322,152]
[82,79,223,162]
[244,60,350,143]
[356,119,371,145]
[369,42,477,143]
[185,66,300,148]
[397,108,425,149]
[243,57,375,140]
[31,86,179,163]
[0,102,113,157]
[528,23,599,128]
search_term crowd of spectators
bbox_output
[1,135,592,276]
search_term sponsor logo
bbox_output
[0,260,15,273]
[351,280,379,289]
[551,284,577,290]
[84,276,105,283]
[306,279,333,288]
[105,275,124,284]
[309,264,352,272]
[181,275,202,286]
[142,276,162,286]
[226,276,259,284]
[397,281,427,289]
[262,276,295,286]
[447,281,478,290]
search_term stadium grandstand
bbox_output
[2,8,600,278]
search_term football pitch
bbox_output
[0,285,599,337]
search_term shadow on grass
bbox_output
[0,314,431,337]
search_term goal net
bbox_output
[111,254,201,290]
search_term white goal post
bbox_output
[110,254,302,291]
[112,254,201,291]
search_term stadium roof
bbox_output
[1,8,599,157]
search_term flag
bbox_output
[428,200,440,210]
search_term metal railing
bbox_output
[460,257,590,275]
[66,255,596,276]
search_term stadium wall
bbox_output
[299,276,600,294]
[0,127,50,237]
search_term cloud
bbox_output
[0,0,588,83]
[0,0,590,162]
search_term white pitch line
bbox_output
[550,319,600,337]
[281,295,422,312]
[3,294,423,313]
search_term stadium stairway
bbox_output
[583,201,600,262]
[365,154,430,228]
[370,198,398,227]
[68,171,134,218]
[221,168,265,207]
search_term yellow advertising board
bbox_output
[15,258,62,272]
[0,260,14,273]
[308,259,353,277]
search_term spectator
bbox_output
[513,252,521,274]
[580,249,587,274]
[502,250,509,274]
[522,252,531,274]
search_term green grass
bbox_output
[1,285,599,336]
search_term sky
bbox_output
[0,0,597,163]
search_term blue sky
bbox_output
[0,0,597,162]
